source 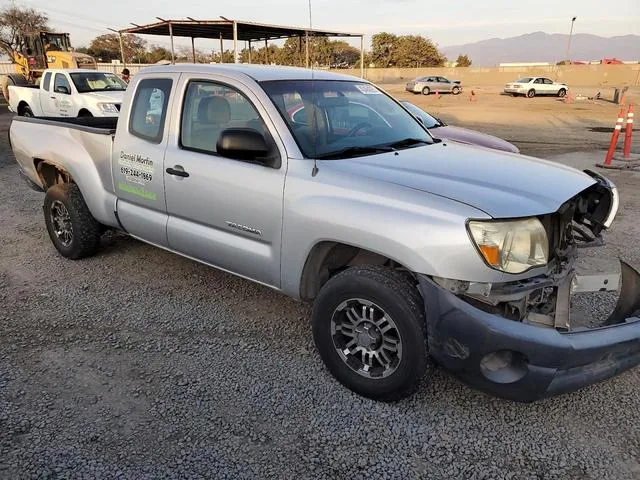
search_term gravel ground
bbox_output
[1,109,639,479]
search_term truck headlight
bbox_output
[97,103,119,113]
[468,218,549,274]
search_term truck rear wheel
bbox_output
[19,104,34,117]
[43,183,102,259]
[312,266,428,401]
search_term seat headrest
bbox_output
[197,96,231,124]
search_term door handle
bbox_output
[50,96,56,99]
[166,166,190,178]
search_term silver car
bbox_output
[406,76,462,95]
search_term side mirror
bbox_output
[217,128,277,167]
[55,85,70,95]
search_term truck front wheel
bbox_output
[312,266,428,401]
[43,183,102,259]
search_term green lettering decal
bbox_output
[118,182,157,201]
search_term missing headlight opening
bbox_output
[443,183,639,332]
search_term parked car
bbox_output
[400,101,519,153]
[7,69,126,117]
[504,77,568,98]
[406,76,462,95]
[9,65,640,403]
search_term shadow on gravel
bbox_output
[589,126,640,133]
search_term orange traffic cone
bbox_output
[604,107,626,165]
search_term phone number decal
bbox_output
[120,166,153,182]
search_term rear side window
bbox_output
[42,72,51,91]
[129,78,173,144]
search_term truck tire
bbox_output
[43,183,102,259]
[312,265,428,401]
[19,104,34,117]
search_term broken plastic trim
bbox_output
[604,260,640,326]
[432,259,640,330]
[583,170,619,230]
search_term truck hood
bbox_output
[81,91,124,103]
[324,142,596,218]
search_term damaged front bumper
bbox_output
[418,261,640,402]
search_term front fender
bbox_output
[279,159,518,299]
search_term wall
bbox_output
[339,64,640,87]
[1,62,638,87]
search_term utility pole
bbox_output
[565,16,577,63]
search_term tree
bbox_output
[174,46,211,63]
[371,33,444,68]
[456,54,472,67]
[211,50,235,63]
[371,32,398,68]
[329,41,360,68]
[143,45,172,63]
[0,4,49,59]
[394,35,445,67]
[239,44,281,64]
[87,33,146,62]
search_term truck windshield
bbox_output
[261,80,432,159]
[69,72,127,93]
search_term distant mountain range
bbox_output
[441,32,640,67]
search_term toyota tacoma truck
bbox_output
[9,65,640,402]
[7,69,126,118]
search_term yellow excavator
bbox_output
[2,31,97,100]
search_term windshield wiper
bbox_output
[386,138,430,149]
[314,145,394,160]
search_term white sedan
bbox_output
[504,77,568,98]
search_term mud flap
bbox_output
[604,261,640,326]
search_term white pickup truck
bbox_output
[7,69,126,118]
[8,64,640,403]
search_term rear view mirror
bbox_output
[55,85,70,95]
[217,128,278,167]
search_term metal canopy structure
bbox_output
[114,18,365,77]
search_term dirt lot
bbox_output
[1,91,639,480]
[385,84,639,157]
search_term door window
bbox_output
[53,73,71,94]
[543,78,554,85]
[129,78,173,144]
[180,80,268,155]
[533,78,543,84]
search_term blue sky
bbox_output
[21,0,640,51]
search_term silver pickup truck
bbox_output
[9,65,640,402]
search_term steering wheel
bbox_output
[347,122,373,137]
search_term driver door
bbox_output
[39,72,57,116]
[48,73,74,116]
